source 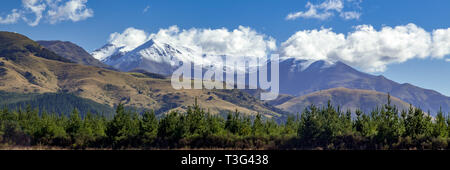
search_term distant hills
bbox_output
[0,31,282,118]
[90,36,450,115]
[276,58,450,115]
[37,40,115,70]
[276,87,412,114]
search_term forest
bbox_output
[0,95,449,150]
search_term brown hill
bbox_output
[277,87,412,114]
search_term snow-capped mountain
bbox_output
[91,39,450,114]
[91,43,129,63]
[92,38,258,76]
[95,39,201,75]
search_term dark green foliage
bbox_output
[1,95,450,150]
[140,110,158,144]
[106,103,140,148]
[433,107,448,138]
[0,91,114,116]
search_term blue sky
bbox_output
[1,0,450,96]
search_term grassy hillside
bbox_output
[277,87,413,114]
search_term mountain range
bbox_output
[276,58,450,114]
[90,37,450,115]
[0,31,282,119]
[276,87,412,114]
[1,31,448,119]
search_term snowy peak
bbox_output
[128,39,186,64]
[94,39,201,75]
[91,43,128,62]
[279,58,337,72]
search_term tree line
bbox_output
[1,96,450,150]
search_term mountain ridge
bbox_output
[37,40,115,70]
[92,37,450,114]
[276,58,450,114]
[276,87,413,114]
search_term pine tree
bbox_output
[140,110,158,144]
[157,111,181,140]
[206,113,224,136]
[252,114,264,137]
[433,107,448,138]
[298,105,323,142]
[282,114,298,137]
[106,103,140,148]
[354,109,364,134]
[375,94,401,144]
[66,108,82,138]
[185,101,207,137]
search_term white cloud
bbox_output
[0,9,22,24]
[0,0,93,26]
[432,28,450,58]
[281,23,450,72]
[149,25,276,58]
[109,27,151,52]
[47,0,94,24]
[446,59,450,62]
[286,0,361,21]
[22,0,47,26]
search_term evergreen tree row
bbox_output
[1,96,450,150]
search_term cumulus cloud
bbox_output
[432,28,450,58]
[281,23,450,72]
[286,0,361,21]
[0,0,93,26]
[109,27,151,52]
[149,25,276,58]
[0,9,22,24]
[47,0,94,24]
